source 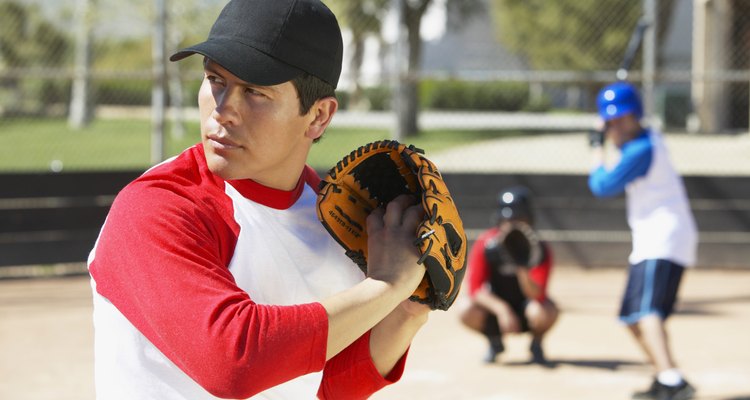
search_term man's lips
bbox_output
[206,134,241,150]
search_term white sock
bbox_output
[657,369,684,387]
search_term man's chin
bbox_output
[205,153,235,180]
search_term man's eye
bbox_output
[245,87,265,97]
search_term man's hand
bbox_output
[590,145,605,169]
[588,129,606,148]
[316,140,467,311]
[365,195,426,297]
[495,302,521,333]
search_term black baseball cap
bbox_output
[170,0,343,88]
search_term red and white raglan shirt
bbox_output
[88,144,407,399]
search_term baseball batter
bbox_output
[87,1,432,398]
[588,81,698,400]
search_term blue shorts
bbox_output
[619,259,685,325]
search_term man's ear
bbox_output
[305,97,338,141]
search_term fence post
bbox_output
[151,0,167,164]
[68,0,94,129]
[642,0,657,121]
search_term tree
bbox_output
[326,0,483,137]
[0,2,68,67]
[395,0,484,138]
[326,0,390,110]
[0,1,70,116]
[394,0,431,138]
[489,0,677,71]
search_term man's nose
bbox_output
[213,87,242,126]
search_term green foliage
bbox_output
[490,0,641,70]
[0,1,70,67]
[363,86,392,111]
[325,0,389,32]
[95,79,151,105]
[335,90,350,110]
[0,2,72,115]
[342,80,544,112]
[421,79,529,111]
[94,39,152,71]
[523,95,552,112]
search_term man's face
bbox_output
[198,60,317,188]
[604,114,641,148]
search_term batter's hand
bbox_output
[588,129,605,148]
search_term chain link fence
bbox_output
[2,0,750,174]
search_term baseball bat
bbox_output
[616,17,650,81]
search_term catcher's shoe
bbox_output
[483,337,505,363]
[529,338,547,365]
[632,378,695,400]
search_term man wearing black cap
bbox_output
[459,186,559,365]
[88,1,429,399]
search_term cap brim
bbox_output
[170,38,304,86]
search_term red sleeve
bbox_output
[466,228,497,297]
[317,331,407,399]
[528,243,553,302]
[89,172,329,399]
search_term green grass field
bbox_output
[0,118,518,172]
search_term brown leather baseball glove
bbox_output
[316,140,467,311]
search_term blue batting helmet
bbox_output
[596,81,643,121]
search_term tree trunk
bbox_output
[349,32,366,110]
[395,0,430,138]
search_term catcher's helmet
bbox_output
[596,81,642,121]
[495,186,534,224]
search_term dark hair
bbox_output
[291,72,336,115]
[291,73,336,143]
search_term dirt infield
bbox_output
[1,266,748,400]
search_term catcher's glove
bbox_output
[487,222,544,275]
[316,140,467,311]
